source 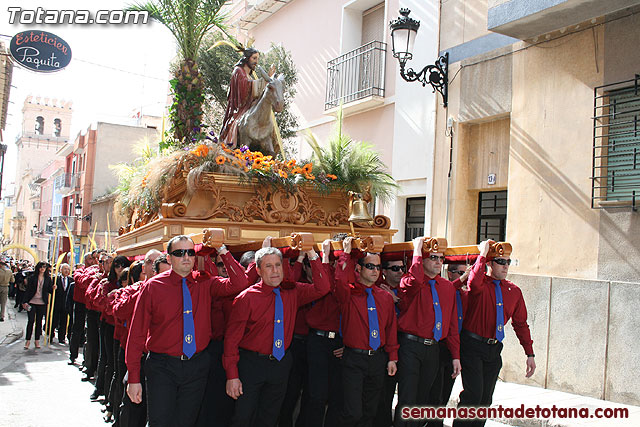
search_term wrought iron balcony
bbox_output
[48,215,75,233]
[54,173,79,196]
[325,41,386,111]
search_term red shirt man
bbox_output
[223,244,330,427]
[126,235,248,427]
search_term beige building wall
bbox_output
[435,0,640,406]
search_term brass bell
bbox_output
[348,192,374,223]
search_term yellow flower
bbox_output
[302,163,313,174]
[215,155,226,165]
[278,170,288,179]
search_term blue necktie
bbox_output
[493,280,505,342]
[429,279,443,341]
[182,278,196,358]
[272,288,285,361]
[392,288,400,316]
[455,290,463,333]
[365,288,380,350]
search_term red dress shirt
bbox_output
[112,282,146,349]
[334,253,399,361]
[126,252,248,383]
[95,279,119,325]
[397,256,460,359]
[73,265,99,304]
[463,256,534,355]
[305,264,341,332]
[85,275,104,311]
[223,258,330,380]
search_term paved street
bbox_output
[2,301,638,427]
[0,305,106,427]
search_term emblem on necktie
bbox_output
[185,334,193,344]
[275,339,283,348]
[436,322,441,330]
[371,330,378,338]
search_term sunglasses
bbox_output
[170,249,196,257]
[428,255,446,262]
[492,258,511,266]
[449,270,465,275]
[384,265,405,272]
[361,263,382,271]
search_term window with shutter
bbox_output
[592,76,640,208]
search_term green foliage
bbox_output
[198,38,299,141]
[306,109,398,202]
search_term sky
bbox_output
[0,0,179,195]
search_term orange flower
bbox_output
[192,144,209,157]
[286,159,296,169]
[326,174,337,180]
[292,167,303,174]
[302,163,313,174]
[304,173,315,180]
[278,170,288,179]
[215,155,226,165]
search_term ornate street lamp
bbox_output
[47,217,53,229]
[390,8,449,107]
[75,202,82,219]
[32,224,38,236]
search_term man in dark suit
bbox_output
[50,263,74,344]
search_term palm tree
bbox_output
[129,0,230,145]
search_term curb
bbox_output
[0,304,24,345]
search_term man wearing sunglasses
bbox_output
[453,240,535,427]
[394,237,461,426]
[375,256,405,427]
[223,242,330,427]
[126,235,248,427]
[334,236,398,427]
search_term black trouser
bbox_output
[110,343,126,425]
[14,289,25,309]
[231,349,293,427]
[306,332,343,427]
[279,335,308,427]
[145,350,211,427]
[374,369,397,427]
[340,348,387,427]
[426,342,456,427]
[452,332,503,427]
[394,336,440,427]
[120,354,148,427]
[50,306,69,342]
[70,302,86,362]
[101,322,116,398]
[95,319,111,395]
[25,304,47,340]
[85,309,100,376]
[197,340,235,427]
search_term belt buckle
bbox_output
[180,355,189,361]
[268,354,276,361]
[487,338,498,345]
[367,350,375,356]
[328,331,336,339]
[423,338,432,345]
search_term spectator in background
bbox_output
[0,259,15,321]
[22,262,54,349]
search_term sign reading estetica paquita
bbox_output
[9,30,72,72]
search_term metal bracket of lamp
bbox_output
[390,8,448,108]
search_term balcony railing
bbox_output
[54,173,79,196]
[325,41,386,110]
[48,215,75,233]
[32,200,41,210]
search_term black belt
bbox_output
[345,347,382,356]
[293,334,307,341]
[462,329,500,345]
[399,332,437,346]
[240,348,288,361]
[310,328,339,339]
[149,350,204,361]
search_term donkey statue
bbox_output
[236,68,285,157]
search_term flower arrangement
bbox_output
[114,113,396,222]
